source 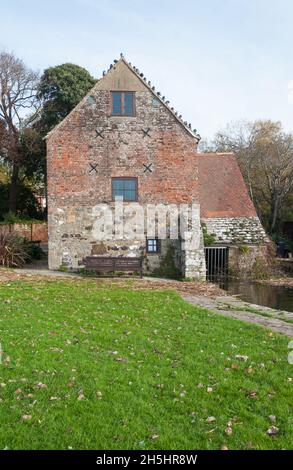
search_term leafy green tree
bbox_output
[20,128,46,185]
[33,63,96,213]
[38,63,96,132]
[0,182,42,221]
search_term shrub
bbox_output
[239,245,250,255]
[271,232,293,254]
[0,215,47,225]
[23,240,44,261]
[59,265,69,273]
[251,257,270,280]
[0,232,30,268]
[152,245,182,280]
[202,227,216,246]
[0,183,45,222]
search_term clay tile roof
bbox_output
[196,152,257,218]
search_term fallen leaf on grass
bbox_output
[21,415,32,421]
[49,347,64,353]
[225,427,233,435]
[156,384,164,389]
[77,390,85,401]
[241,388,258,398]
[206,416,216,423]
[35,382,47,389]
[115,357,127,363]
[235,355,249,362]
[267,426,279,436]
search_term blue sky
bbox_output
[1,0,293,139]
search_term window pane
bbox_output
[124,179,136,190]
[112,178,137,201]
[147,239,159,253]
[113,179,123,190]
[113,189,124,198]
[112,92,122,115]
[124,92,134,115]
[124,190,135,200]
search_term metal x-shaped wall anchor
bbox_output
[143,163,153,173]
[89,163,98,173]
[95,128,105,138]
[142,128,151,138]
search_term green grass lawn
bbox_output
[0,279,292,450]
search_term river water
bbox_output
[223,279,293,313]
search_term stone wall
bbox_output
[48,203,206,279]
[0,223,48,242]
[202,216,268,245]
[228,244,272,279]
[202,216,270,279]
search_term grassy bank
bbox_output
[0,279,292,449]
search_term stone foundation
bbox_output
[48,205,206,279]
[228,244,272,279]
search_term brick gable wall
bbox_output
[46,60,205,277]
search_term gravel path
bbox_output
[182,294,293,337]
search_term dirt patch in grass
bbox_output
[0,268,226,297]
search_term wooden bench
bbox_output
[82,256,143,278]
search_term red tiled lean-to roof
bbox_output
[196,152,257,218]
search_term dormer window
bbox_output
[111,91,135,116]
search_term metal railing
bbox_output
[205,246,229,283]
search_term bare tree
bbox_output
[0,51,40,213]
[213,120,293,232]
[258,129,293,230]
